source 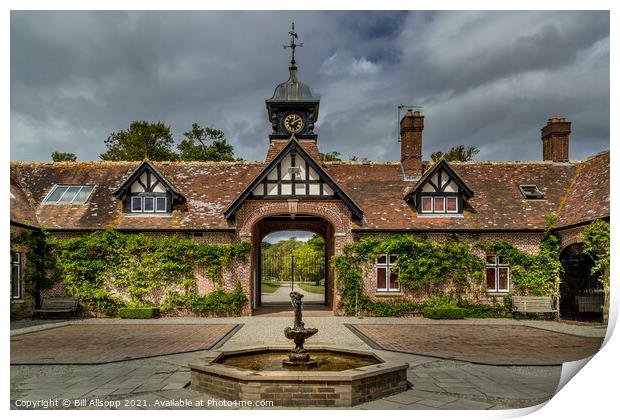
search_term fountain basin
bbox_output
[189,346,409,407]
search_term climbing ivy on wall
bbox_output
[333,216,562,316]
[581,219,610,293]
[11,229,251,316]
[479,215,562,298]
[10,229,59,307]
[332,234,486,316]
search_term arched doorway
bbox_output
[251,215,336,313]
[559,244,604,322]
[260,230,326,306]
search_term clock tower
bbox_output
[266,23,320,143]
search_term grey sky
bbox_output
[263,231,315,244]
[10,11,609,163]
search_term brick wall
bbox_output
[353,231,544,307]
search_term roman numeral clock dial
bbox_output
[283,113,304,134]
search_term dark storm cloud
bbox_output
[10,11,609,163]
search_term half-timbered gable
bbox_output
[113,161,184,214]
[224,137,363,220]
[404,159,474,216]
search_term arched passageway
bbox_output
[559,244,604,322]
[251,215,335,313]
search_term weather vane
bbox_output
[283,22,303,66]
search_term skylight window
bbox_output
[518,185,544,200]
[43,185,94,204]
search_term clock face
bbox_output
[283,113,304,134]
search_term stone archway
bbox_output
[235,200,353,313]
[559,243,603,322]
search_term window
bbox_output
[130,195,168,214]
[419,195,459,214]
[446,197,458,213]
[11,252,22,299]
[486,255,509,293]
[518,185,544,199]
[376,255,399,292]
[43,185,94,204]
[156,197,167,213]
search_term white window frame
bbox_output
[143,196,155,213]
[11,252,22,299]
[433,196,446,213]
[446,196,459,213]
[131,196,142,212]
[486,255,510,293]
[376,254,400,292]
[421,196,433,213]
[155,196,167,213]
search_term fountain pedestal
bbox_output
[283,291,318,366]
[283,326,318,366]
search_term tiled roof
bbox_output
[10,161,263,230]
[555,151,610,228]
[266,140,321,162]
[325,160,578,230]
[10,150,609,232]
[10,181,39,228]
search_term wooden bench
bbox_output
[512,296,557,317]
[32,297,79,319]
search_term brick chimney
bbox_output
[400,110,424,178]
[541,117,571,162]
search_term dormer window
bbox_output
[113,161,184,216]
[420,195,459,214]
[131,195,167,213]
[405,160,473,217]
[519,185,544,199]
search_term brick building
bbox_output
[10,53,609,320]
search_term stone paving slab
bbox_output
[350,324,603,365]
[11,324,237,364]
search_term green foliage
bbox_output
[161,283,247,316]
[101,120,178,161]
[177,123,236,162]
[458,302,512,318]
[431,145,480,162]
[261,281,280,293]
[581,219,610,293]
[319,151,342,162]
[118,307,160,319]
[423,307,466,319]
[334,227,559,316]
[49,230,250,315]
[51,151,77,162]
[297,283,325,294]
[479,217,561,297]
[10,229,59,307]
[261,235,325,285]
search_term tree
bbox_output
[100,121,178,161]
[177,123,235,162]
[431,145,480,162]
[319,151,342,162]
[51,151,77,162]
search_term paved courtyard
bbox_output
[350,324,604,365]
[11,324,237,364]
[10,317,607,410]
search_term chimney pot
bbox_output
[541,116,571,162]
[400,111,424,178]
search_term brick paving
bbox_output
[9,318,607,410]
[10,324,236,364]
[351,324,604,365]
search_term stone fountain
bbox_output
[283,291,318,366]
[189,289,410,406]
